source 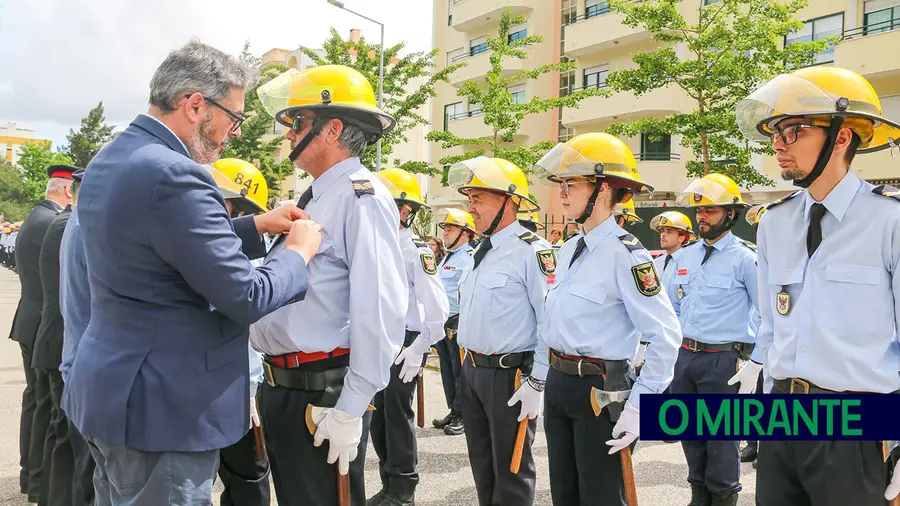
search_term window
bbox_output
[448,15,452,26]
[586,0,609,19]
[470,36,488,56]
[703,0,722,5]
[864,2,900,35]
[272,121,283,135]
[444,101,464,130]
[508,85,527,105]
[640,133,672,161]
[583,65,608,89]
[469,101,483,116]
[508,23,527,43]
[785,13,842,65]
[559,70,576,97]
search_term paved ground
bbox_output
[0,266,758,505]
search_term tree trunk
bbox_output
[698,93,711,175]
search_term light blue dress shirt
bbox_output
[541,217,681,409]
[457,221,555,381]
[59,208,90,383]
[439,243,474,316]
[654,250,682,316]
[250,157,409,417]
[401,228,449,345]
[755,171,900,392]
[668,231,760,358]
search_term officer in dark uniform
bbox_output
[11,165,74,501]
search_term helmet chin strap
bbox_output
[483,195,511,237]
[447,228,465,250]
[288,116,327,163]
[576,179,603,225]
[398,203,417,229]
[793,117,845,189]
[699,208,738,240]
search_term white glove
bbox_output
[606,403,640,455]
[727,360,763,394]
[250,396,261,428]
[631,343,648,371]
[394,337,430,383]
[507,380,543,422]
[887,468,900,501]
[311,408,363,475]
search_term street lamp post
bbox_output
[326,0,385,172]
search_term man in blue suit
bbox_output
[61,40,324,506]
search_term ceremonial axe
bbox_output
[591,387,639,506]
[305,405,374,506]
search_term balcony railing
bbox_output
[842,17,900,40]
[449,110,485,121]
[638,152,682,161]
[451,45,489,62]
[565,5,611,25]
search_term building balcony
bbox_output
[853,147,900,182]
[447,111,527,141]
[449,48,530,87]
[564,9,651,57]
[633,154,687,194]
[450,0,537,33]
[562,86,692,128]
[836,22,900,80]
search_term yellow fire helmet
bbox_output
[374,168,428,209]
[745,204,768,226]
[650,211,697,240]
[439,208,478,236]
[534,132,652,194]
[736,66,900,154]
[204,165,259,216]
[257,65,395,142]
[447,156,539,212]
[612,199,643,224]
[212,158,268,214]
[676,173,750,208]
[518,211,545,231]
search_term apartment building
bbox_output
[0,122,51,165]
[429,0,900,236]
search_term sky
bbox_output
[0,0,434,150]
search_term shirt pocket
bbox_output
[821,263,887,331]
[473,271,510,312]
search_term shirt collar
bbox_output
[584,215,618,252]
[489,220,525,246]
[803,170,860,223]
[311,157,361,201]
[138,114,190,154]
[451,243,470,253]
[705,231,735,252]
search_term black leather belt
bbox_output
[263,362,347,391]
[682,337,754,358]
[467,350,530,370]
[549,349,627,377]
[774,378,846,394]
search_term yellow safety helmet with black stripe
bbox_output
[745,204,767,226]
[375,167,428,229]
[448,156,538,236]
[212,158,268,213]
[205,165,259,217]
[676,173,749,234]
[613,199,643,225]
[439,208,478,235]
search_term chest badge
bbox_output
[776,286,790,315]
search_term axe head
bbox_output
[590,387,631,417]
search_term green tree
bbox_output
[0,162,35,222]
[413,207,434,239]
[222,41,295,203]
[427,8,599,182]
[16,142,74,204]
[603,0,833,187]
[298,28,465,174]
[62,101,116,168]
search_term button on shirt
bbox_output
[542,217,681,409]
[668,232,759,355]
[756,171,900,393]
[401,228,449,345]
[457,221,554,380]
[250,158,408,417]
[439,244,474,315]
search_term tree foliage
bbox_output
[16,142,74,204]
[427,8,600,182]
[61,101,116,168]
[413,206,434,239]
[298,28,465,174]
[0,162,36,222]
[604,0,833,187]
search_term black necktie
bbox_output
[664,254,673,271]
[472,237,493,270]
[807,203,827,258]
[296,186,313,210]
[440,249,455,267]
[701,244,714,266]
[569,237,587,268]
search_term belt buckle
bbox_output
[790,378,810,394]
[263,362,276,388]
[688,339,700,352]
[577,359,584,378]
[497,353,512,369]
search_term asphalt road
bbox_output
[0,266,757,505]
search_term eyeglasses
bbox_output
[771,124,822,146]
[291,114,317,133]
[185,94,246,133]
[557,178,593,195]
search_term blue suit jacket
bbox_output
[63,114,309,452]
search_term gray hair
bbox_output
[149,39,257,111]
[337,123,370,158]
[45,177,71,196]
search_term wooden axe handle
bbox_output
[252,424,266,461]
[620,446,638,506]
[510,418,529,474]
[416,373,425,428]
[337,466,351,506]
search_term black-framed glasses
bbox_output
[291,114,317,133]
[185,93,246,133]
[557,178,593,195]
[771,124,822,146]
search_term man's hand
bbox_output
[312,408,363,475]
[728,360,763,394]
[284,220,323,264]
[606,403,640,454]
[394,337,430,383]
[254,205,310,235]
[507,380,543,422]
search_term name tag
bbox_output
[678,268,689,276]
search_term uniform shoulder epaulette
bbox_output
[739,239,757,251]
[873,184,900,201]
[412,238,428,249]
[518,231,539,244]
[351,179,375,198]
[765,190,803,210]
[618,233,646,252]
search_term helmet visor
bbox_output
[745,204,767,225]
[534,143,603,184]
[448,157,517,194]
[676,178,744,207]
[206,166,249,201]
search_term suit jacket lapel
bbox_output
[131,114,191,159]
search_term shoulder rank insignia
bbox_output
[467,249,475,255]
[518,231,539,244]
[631,261,662,297]
[765,190,803,210]
[351,179,375,197]
[536,249,556,276]
[739,239,757,251]
[873,184,900,201]
[413,239,428,249]
[618,233,646,252]
[420,252,438,275]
